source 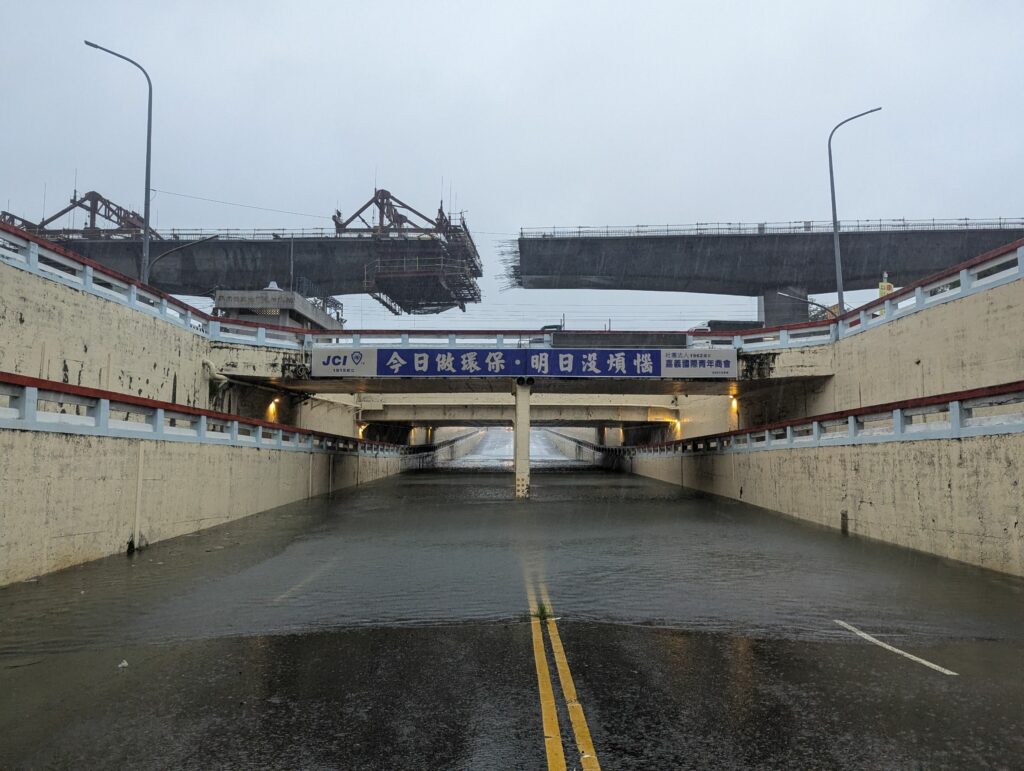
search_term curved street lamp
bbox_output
[148,234,220,279]
[829,107,881,314]
[84,40,153,284]
[777,290,849,319]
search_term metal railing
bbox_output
[2,222,1022,356]
[27,227,450,242]
[0,370,480,459]
[689,239,1023,350]
[520,218,1024,240]
[547,380,1024,459]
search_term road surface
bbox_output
[2,429,1022,769]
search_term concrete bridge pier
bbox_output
[514,380,531,498]
[759,285,810,326]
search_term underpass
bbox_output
[2,428,1022,769]
[2,223,1023,768]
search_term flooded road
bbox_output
[442,426,589,471]
[2,429,1023,768]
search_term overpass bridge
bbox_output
[511,218,1024,324]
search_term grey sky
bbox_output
[3,1,1021,329]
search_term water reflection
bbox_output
[1,443,1023,660]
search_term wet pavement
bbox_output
[2,429,1023,769]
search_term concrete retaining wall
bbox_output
[0,430,405,586]
[0,260,364,435]
[743,278,1024,426]
[0,260,208,407]
[621,434,1024,576]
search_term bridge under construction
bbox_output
[0,189,483,315]
[510,220,1024,323]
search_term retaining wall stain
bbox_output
[739,352,779,380]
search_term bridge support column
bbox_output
[514,380,531,498]
[759,285,810,326]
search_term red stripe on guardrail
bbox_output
[627,379,1024,452]
[0,369,418,450]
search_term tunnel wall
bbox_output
[624,434,1024,576]
[0,430,405,586]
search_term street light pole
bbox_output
[84,40,153,284]
[829,106,881,315]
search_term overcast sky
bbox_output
[3,1,1021,329]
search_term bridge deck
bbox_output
[52,228,484,314]
[512,222,1024,298]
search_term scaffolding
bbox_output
[338,189,483,314]
[2,188,483,316]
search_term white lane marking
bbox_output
[834,620,959,676]
[273,557,341,604]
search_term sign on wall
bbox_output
[312,347,737,379]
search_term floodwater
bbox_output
[2,428,1022,768]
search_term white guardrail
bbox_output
[0,374,481,460]
[1,225,1022,354]
[547,383,1024,457]
[699,244,1023,352]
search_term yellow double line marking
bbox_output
[526,576,601,771]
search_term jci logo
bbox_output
[321,351,363,367]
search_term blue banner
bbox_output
[370,348,736,378]
[377,348,525,377]
[313,346,737,379]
